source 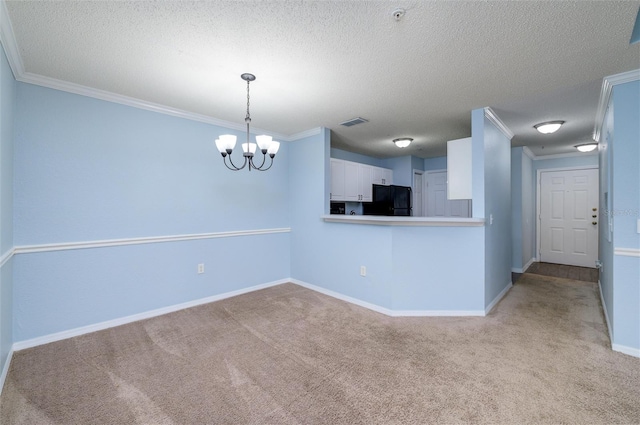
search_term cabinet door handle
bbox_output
[592,222,598,225]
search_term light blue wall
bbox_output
[423,156,447,171]
[511,148,523,270]
[521,151,534,267]
[511,147,535,271]
[14,234,290,341]
[292,129,485,312]
[330,147,385,168]
[533,153,598,173]
[12,83,291,341]
[599,96,615,338]
[14,84,291,245]
[471,111,486,218]
[472,110,512,306]
[0,44,15,375]
[610,80,640,351]
[0,47,14,254]
[381,156,412,187]
[411,155,424,172]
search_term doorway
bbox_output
[537,167,599,268]
[413,170,424,216]
[425,170,471,218]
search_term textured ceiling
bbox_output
[4,1,640,158]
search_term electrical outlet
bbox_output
[360,266,366,277]
[197,263,205,274]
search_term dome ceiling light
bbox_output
[575,143,598,152]
[534,120,565,134]
[393,138,413,148]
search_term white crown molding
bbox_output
[18,72,293,141]
[522,143,598,160]
[0,0,23,77]
[13,228,291,255]
[484,107,514,140]
[288,127,322,141]
[0,247,14,268]
[12,278,290,351]
[614,247,640,257]
[593,69,640,142]
[522,146,536,160]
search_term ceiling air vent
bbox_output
[340,117,369,127]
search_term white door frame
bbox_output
[536,165,599,263]
[413,169,425,217]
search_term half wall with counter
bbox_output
[290,110,512,315]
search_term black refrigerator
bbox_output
[363,184,412,216]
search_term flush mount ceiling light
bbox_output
[214,73,280,171]
[575,143,598,152]
[393,138,413,148]
[534,120,565,134]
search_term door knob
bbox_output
[592,221,598,225]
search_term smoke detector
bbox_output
[393,8,405,21]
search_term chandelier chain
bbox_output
[246,80,251,123]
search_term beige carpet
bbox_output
[1,274,639,424]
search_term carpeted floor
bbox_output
[526,262,599,283]
[1,275,639,424]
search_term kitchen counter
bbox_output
[321,215,485,227]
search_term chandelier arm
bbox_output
[225,154,247,171]
[251,152,268,170]
[253,155,274,171]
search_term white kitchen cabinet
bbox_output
[375,167,393,186]
[330,159,393,202]
[344,161,360,201]
[330,159,345,201]
[358,164,373,202]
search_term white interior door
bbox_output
[539,168,599,268]
[426,171,471,218]
[413,171,423,217]
[426,171,447,217]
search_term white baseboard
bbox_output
[485,281,513,315]
[290,279,485,317]
[0,348,14,398]
[12,278,289,351]
[511,258,535,274]
[612,344,640,358]
[597,280,613,343]
[522,257,535,273]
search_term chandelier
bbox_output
[214,73,280,171]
